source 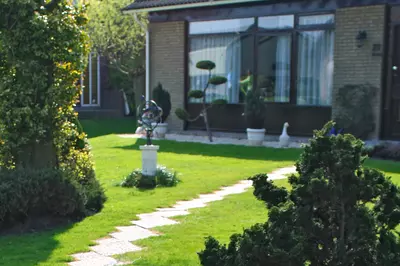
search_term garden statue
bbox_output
[137,97,163,145]
[279,122,290,147]
[137,97,163,176]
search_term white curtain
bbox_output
[189,35,241,103]
[297,30,334,106]
[275,36,291,102]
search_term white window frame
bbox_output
[80,53,101,107]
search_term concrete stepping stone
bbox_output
[69,252,118,266]
[195,195,224,203]
[132,216,178,229]
[140,210,190,218]
[90,238,141,256]
[173,199,207,210]
[110,225,158,241]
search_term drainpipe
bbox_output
[133,13,150,103]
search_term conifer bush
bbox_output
[199,121,400,266]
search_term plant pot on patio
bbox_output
[246,128,266,146]
[152,122,168,138]
[151,83,171,139]
[244,89,266,146]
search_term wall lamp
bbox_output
[356,30,367,48]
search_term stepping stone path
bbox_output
[68,166,296,266]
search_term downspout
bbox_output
[134,13,150,103]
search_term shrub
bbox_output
[198,121,400,266]
[333,84,377,139]
[0,167,105,230]
[120,165,180,189]
[152,83,171,123]
[175,60,227,142]
[244,89,266,129]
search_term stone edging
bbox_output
[68,166,296,266]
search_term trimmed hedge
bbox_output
[0,168,106,230]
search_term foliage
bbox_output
[368,142,400,161]
[198,121,400,266]
[176,60,227,142]
[196,60,216,70]
[0,167,105,230]
[86,0,146,113]
[209,76,228,86]
[0,0,105,227]
[152,83,171,123]
[188,90,205,99]
[244,89,266,129]
[120,165,180,189]
[175,108,190,121]
[333,84,377,139]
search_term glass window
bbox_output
[258,15,294,30]
[297,30,334,106]
[257,35,291,102]
[189,34,254,104]
[299,14,335,26]
[189,18,255,35]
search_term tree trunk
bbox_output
[203,109,213,142]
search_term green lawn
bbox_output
[0,119,399,266]
[0,119,300,266]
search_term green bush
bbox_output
[333,84,377,139]
[244,89,266,129]
[152,83,171,123]
[120,165,180,189]
[0,167,105,230]
[198,121,400,266]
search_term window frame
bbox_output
[186,11,335,106]
[80,53,101,107]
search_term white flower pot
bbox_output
[246,128,266,146]
[152,122,168,139]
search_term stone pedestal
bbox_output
[139,145,159,176]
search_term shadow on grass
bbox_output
[0,223,73,266]
[114,138,302,162]
[80,118,137,139]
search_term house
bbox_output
[122,0,400,140]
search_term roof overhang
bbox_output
[122,0,266,14]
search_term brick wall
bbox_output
[333,5,386,139]
[150,21,186,131]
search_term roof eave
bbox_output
[122,0,265,14]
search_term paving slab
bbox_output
[172,200,207,210]
[69,252,118,266]
[144,210,190,218]
[110,225,158,241]
[195,195,224,203]
[132,216,178,229]
[91,238,141,256]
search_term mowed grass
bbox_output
[118,160,400,266]
[0,119,300,266]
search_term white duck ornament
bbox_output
[279,122,290,148]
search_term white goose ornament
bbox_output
[279,122,290,148]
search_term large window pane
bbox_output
[299,14,334,26]
[189,34,254,104]
[297,30,334,106]
[257,35,291,102]
[189,18,255,35]
[81,53,100,106]
[258,15,294,30]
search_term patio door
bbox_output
[80,53,101,107]
[384,7,400,139]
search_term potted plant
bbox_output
[244,89,266,146]
[151,83,171,138]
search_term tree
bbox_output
[198,121,400,266]
[0,0,105,224]
[175,60,227,142]
[86,0,146,114]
